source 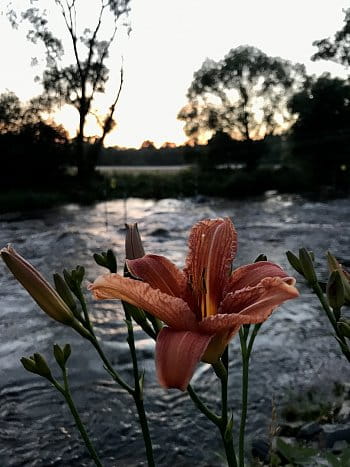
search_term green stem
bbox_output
[312,282,337,330]
[76,284,155,464]
[187,384,221,425]
[212,359,238,467]
[125,313,155,467]
[54,372,103,467]
[89,335,133,394]
[238,324,261,467]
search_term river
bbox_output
[0,194,349,466]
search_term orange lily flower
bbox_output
[89,218,299,391]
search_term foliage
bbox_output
[312,8,350,69]
[6,0,130,177]
[178,45,306,144]
[287,73,350,187]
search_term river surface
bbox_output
[0,195,349,466]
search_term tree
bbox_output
[289,73,350,135]
[0,92,70,188]
[178,45,305,143]
[287,73,350,187]
[6,0,130,178]
[312,8,350,69]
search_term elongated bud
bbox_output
[106,249,117,273]
[53,273,77,312]
[286,251,304,276]
[327,252,350,304]
[327,270,345,311]
[1,245,74,324]
[33,353,53,379]
[298,248,317,284]
[125,223,145,260]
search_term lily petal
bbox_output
[199,277,299,333]
[127,254,188,298]
[156,327,213,391]
[88,273,198,330]
[184,218,237,311]
[225,261,289,293]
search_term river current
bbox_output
[0,194,349,466]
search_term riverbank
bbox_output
[1,165,349,214]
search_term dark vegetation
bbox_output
[1,4,350,213]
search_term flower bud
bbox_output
[1,245,74,324]
[20,356,38,374]
[298,248,317,284]
[21,353,53,380]
[53,343,71,370]
[93,249,117,273]
[33,353,53,379]
[125,223,145,260]
[327,270,345,311]
[53,273,77,312]
[286,251,304,276]
[327,252,350,304]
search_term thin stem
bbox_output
[125,314,155,467]
[54,372,103,467]
[212,358,238,467]
[238,324,261,467]
[89,335,133,394]
[187,384,221,425]
[312,282,337,330]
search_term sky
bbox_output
[0,0,349,148]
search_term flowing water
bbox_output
[0,194,349,466]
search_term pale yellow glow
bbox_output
[0,0,349,148]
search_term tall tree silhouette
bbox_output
[178,46,305,143]
[7,0,130,178]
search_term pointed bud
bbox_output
[327,270,345,311]
[327,252,350,304]
[63,344,71,362]
[53,343,71,370]
[106,249,117,273]
[286,251,304,276]
[1,245,74,324]
[33,353,53,379]
[93,253,107,269]
[53,273,77,312]
[298,248,317,284]
[125,223,145,260]
[63,269,76,292]
[254,254,267,262]
[21,356,39,374]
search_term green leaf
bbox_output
[276,438,319,465]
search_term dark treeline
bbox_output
[2,5,350,211]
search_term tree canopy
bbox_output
[288,73,350,136]
[178,45,305,143]
[6,0,130,177]
[312,8,350,68]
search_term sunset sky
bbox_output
[0,0,349,148]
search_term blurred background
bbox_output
[0,0,350,210]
